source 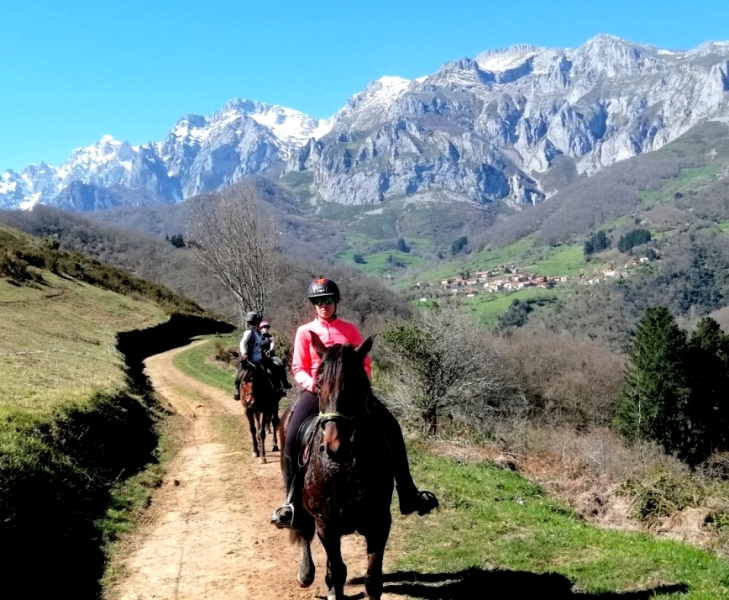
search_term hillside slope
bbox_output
[0,223,231,597]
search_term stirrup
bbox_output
[400,489,439,516]
[415,490,439,515]
[270,503,295,529]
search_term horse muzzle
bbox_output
[320,422,352,462]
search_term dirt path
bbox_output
[108,342,402,600]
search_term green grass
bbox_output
[461,288,563,326]
[639,165,722,207]
[529,244,586,277]
[394,445,729,598]
[339,249,426,274]
[1,270,167,415]
[172,334,238,392]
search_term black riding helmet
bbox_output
[307,277,340,302]
[245,311,262,325]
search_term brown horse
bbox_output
[240,367,279,464]
[280,333,394,600]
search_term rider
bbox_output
[270,277,439,528]
[233,311,264,400]
[260,320,292,393]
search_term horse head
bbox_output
[310,331,374,461]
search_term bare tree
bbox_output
[379,307,528,435]
[187,185,277,323]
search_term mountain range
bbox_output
[2,34,729,212]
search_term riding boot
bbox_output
[374,400,439,516]
[270,453,300,528]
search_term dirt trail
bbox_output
[108,342,401,600]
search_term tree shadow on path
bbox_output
[349,568,688,599]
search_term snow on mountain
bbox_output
[2,100,328,209]
[3,34,729,211]
[328,76,413,133]
[475,44,544,73]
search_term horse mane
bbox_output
[316,344,372,407]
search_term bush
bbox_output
[497,330,624,428]
[166,233,185,248]
[0,253,34,283]
[621,472,704,527]
[353,253,367,264]
[380,307,526,435]
[396,237,410,253]
[214,341,238,364]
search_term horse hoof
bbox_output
[272,446,279,452]
[259,456,267,464]
[296,569,315,588]
[252,452,259,458]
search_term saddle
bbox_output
[296,414,320,470]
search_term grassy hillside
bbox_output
[1,270,165,413]
[0,222,229,597]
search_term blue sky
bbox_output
[2,0,728,171]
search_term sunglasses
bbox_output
[311,296,336,306]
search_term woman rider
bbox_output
[270,277,439,528]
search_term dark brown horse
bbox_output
[279,333,394,600]
[239,367,279,464]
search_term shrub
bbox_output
[396,237,410,253]
[0,253,34,282]
[380,307,526,435]
[353,253,367,264]
[497,329,624,428]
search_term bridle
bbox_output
[318,411,351,426]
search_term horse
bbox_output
[239,365,280,464]
[279,333,394,600]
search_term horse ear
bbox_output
[356,335,375,359]
[310,331,327,358]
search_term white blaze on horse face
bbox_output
[322,421,342,458]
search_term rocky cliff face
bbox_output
[2,35,729,211]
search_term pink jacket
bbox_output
[291,316,372,393]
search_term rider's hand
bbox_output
[241,354,248,362]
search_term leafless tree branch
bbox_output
[187,185,278,324]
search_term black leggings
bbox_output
[284,389,417,495]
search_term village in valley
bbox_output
[435,257,652,297]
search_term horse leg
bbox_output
[296,532,315,588]
[247,410,259,458]
[363,514,391,600]
[271,407,280,452]
[318,529,347,600]
[258,412,267,464]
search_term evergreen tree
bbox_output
[686,317,729,458]
[583,230,610,257]
[617,228,651,253]
[616,307,692,459]
[451,236,468,255]
[396,237,410,253]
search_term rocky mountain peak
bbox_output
[3,35,729,212]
